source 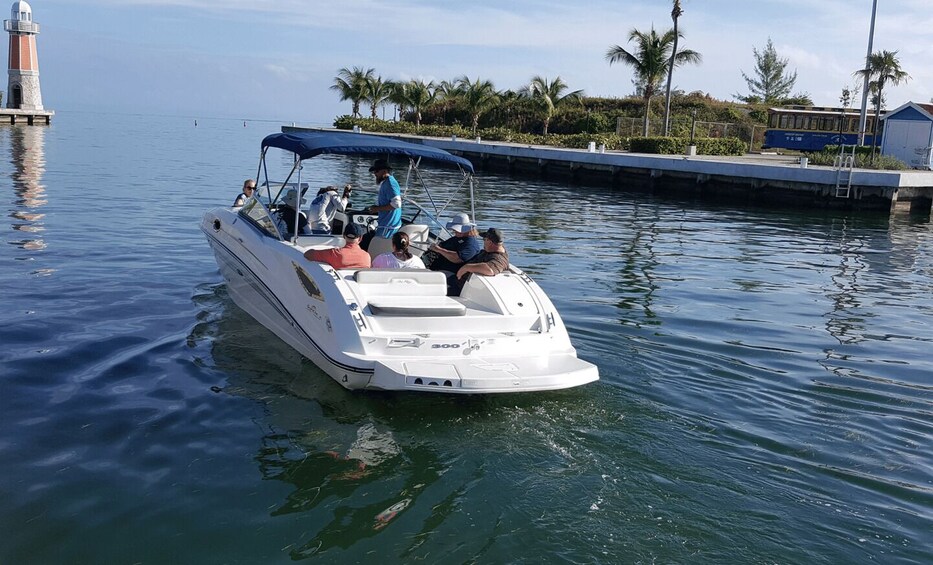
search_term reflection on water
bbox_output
[7,114,927,563]
[825,217,869,345]
[189,287,450,559]
[614,202,662,325]
[5,125,48,257]
[185,171,933,561]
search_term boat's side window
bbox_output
[238,198,282,239]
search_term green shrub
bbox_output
[696,137,747,155]
[629,136,746,155]
[822,145,877,157]
[806,148,907,170]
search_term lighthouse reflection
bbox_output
[8,124,46,252]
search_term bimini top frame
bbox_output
[261,130,474,173]
[254,130,476,243]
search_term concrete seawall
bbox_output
[283,127,933,216]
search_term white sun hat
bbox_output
[445,212,476,233]
[282,188,307,206]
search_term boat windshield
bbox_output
[237,196,282,239]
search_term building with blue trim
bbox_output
[880,102,933,170]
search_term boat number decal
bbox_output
[431,343,461,349]
[342,374,348,383]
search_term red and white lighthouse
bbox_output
[4,0,43,110]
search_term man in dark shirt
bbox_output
[450,227,509,295]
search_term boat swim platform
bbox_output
[282,126,933,216]
[0,108,53,125]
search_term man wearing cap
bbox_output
[451,228,509,295]
[427,212,482,272]
[361,158,402,251]
[303,223,372,269]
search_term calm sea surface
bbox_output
[1,113,931,564]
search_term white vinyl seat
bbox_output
[367,233,394,259]
[353,269,466,316]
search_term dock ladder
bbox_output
[833,145,856,198]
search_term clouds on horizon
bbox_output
[29,0,933,120]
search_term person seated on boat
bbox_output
[360,159,402,251]
[303,223,372,270]
[449,228,510,296]
[233,179,256,207]
[425,212,482,273]
[372,232,426,269]
[308,184,351,234]
[277,188,310,236]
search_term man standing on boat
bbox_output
[308,184,351,234]
[361,159,402,251]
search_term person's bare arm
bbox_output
[457,262,495,279]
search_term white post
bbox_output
[857,0,878,146]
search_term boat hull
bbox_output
[202,207,598,394]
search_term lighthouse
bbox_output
[4,0,43,111]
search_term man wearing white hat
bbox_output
[426,212,483,273]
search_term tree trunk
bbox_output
[663,16,680,136]
[543,116,550,136]
[870,87,883,164]
[472,114,479,135]
[643,95,652,137]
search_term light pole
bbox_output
[857,0,878,146]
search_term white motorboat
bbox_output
[201,130,598,393]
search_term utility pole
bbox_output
[857,0,878,146]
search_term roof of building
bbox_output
[880,102,933,122]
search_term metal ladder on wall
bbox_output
[833,145,856,198]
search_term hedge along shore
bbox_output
[287,124,933,217]
[333,116,747,156]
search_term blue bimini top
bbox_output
[261,130,474,173]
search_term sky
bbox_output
[16,0,933,124]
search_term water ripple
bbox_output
[1,115,931,564]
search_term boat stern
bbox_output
[369,354,598,394]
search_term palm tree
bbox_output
[394,79,436,128]
[435,79,461,125]
[856,50,909,157]
[606,27,700,137]
[522,76,583,135]
[662,0,684,136]
[363,75,395,122]
[331,66,374,118]
[455,76,499,134]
